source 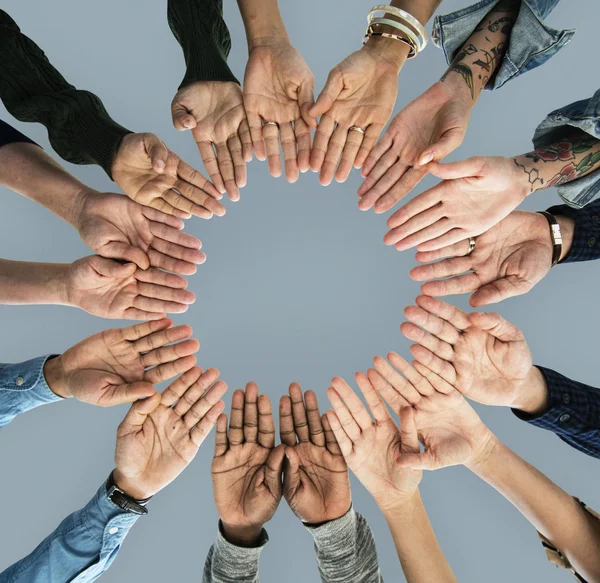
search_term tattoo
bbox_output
[526,137,599,164]
[473,43,506,73]
[488,16,513,33]
[441,44,477,98]
[514,159,544,192]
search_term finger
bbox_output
[258,393,275,449]
[147,250,200,276]
[384,207,447,249]
[263,122,282,178]
[238,118,253,162]
[355,124,382,171]
[161,366,203,408]
[134,267,188,290]
[173,367,220,415]
[386,351,436,398]
[399,406,420,452]
[122,308,166,321]
[91,256,137,279]
[148,196,190,220]
[121,318,172,342]
[288,382,310,443]
[146,217,202,249]
[399,321,454,362]
[118,392,161,432]
[319,125,347,186]
[414,295,471,330]
[163,185,220,219]
[190,400,226,447]
[136,280,195,305]
[139,206,185,230]
[327,386,362,441]
[410,255,473,282]
[246,112,266,161]
[330,377,372,431]
[294,118,312,173]
[355,372,391,424]
[321,413,342,455]
[468,311,525,342]
[335,128,363,183]
[396,451,437,470]
[415,228,470,253]
[141,337,199,369]
[133,295,188,315]
[372,355,423,404]
[134,322,192,353]
[304,390,325,447]
[310,114,335,173]
[146,135,169,174]
[404,304,463,345]
[228,389,245,446]
[360,132,394,181]
[184,380,228,429]
[198,141,226,195]
[144,354,198,385]
[177,159,222,201]
[409,344,457,384]
[414,239,472,263]
[109,381,157,406]
[264,444,286,494]
[227,133,247,189]
[279,394,296,446]
[426,157,484,180]
[325,410,353,458]
[243,382,259,443]
[469,276,530,307]
[171,101,197,131]
[412,361,456,395]
[214,413,229,457]
[283,445,301,494]
[279,122,299,183]
[416,127,466,167]
[298,79,317,128]
[101,242,150,271]
[358,155,407,210]
[309,70,343,118]
[386,186,445,230]
[367,368,412,414]
[148,239,205,270]
[214,141,239,201]
[373,166,429,214]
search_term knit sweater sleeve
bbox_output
[0,10,131,177]
[167,0,239,89]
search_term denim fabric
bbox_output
[432,0,574,90]
[534,90,600,208]
[547,199,600,262]
[0,355,62,428]
[0,484,139,582]
[512,366,600,460]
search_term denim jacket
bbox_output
[433,0,574,90]
[0,356,139,581]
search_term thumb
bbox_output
[298,81,317,128]
[425,156,486,180]
[470,276,529,308]
[469,311,525,343]
[399,407,420,452]
[118,390,161,430]
[309,71,343,118]
[102,242,150,271]
[143,133,169,174]
[283,446,301,494]
[91,256,137,279]
[171,100,197,131]
[417,127,466,167]
[396,450,436,471]
[264,444,286,495]
[111,382,158,406]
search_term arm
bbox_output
[468,437,600,582]
[0,259,69,306]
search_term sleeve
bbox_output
[304,508,384,583]
[546,198,600,263]
[0,483,140,583]
[0,10,132,178]
[0,119,39,149]
[0,355,62,429]
[432,0,574,90]
[202,521,267,583]
[533,90,600,209]
[512,366,600,460]
[167,0,239,89]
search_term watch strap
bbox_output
[539,211,562,267]
[105,471,150,516]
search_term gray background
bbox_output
[0,1,599,581]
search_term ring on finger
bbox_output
[466,237,476,256]
[263,121,279,128]
[348,125,366,135]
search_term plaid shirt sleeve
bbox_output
[547,198,600,263]
[512,366,600,460]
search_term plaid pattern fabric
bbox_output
[513,366,600,460]
[547,199,600,263]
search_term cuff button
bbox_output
[15,376,24,386]
[559,413,570,423]
[562,394,571,404]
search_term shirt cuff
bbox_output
[303,507,356,544]
[432,0,574,90]
[210,521,268,575]
[0,355,62,402]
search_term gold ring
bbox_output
[348,125,366,135]
[263,121,279,127]
[466,237,476,256]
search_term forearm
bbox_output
[0,141,89,227]
[469,437,600,582]
[0,259,70,305]
[382,492,456,583]
[236,0,289,50]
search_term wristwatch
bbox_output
[105,471,151,515]
[539,211,563,267]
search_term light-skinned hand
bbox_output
[385,156,530,252]
[43,318,199,405]
[280,383,350,524]
[113,367,227,499]
[66,255,195,320]
[326,374,422,511]
[309,44,401,186]
[358,78,471,213]
[212,384,286,546]
[243,40,315,182]
[76,191,205,275]
[410,211,555,306]
[171,81,252,201]
[368,353,494,470]
[111,132,224,219]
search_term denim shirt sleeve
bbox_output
[432,0,574,90]
[0,483,140,583]
[0,355,62,429]
[512,366,600,460]
[533,90,600,208]
[545,198,600,262]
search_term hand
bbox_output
[172,81,252,201]
[243,40,315,182]
[385,156,530,252]
[368,353,494,470]
[358,79,472,213]
[212,384,286,544]
[66,255,195,320]
[76,191,205,275]
[111,132,225,219]
[309,43,403,186]
[44,318,199,405]
[280,383,350,524]
[113,367,227,499]
[326,374,422,511]
[410,211,555,306]
[399,295,535,409]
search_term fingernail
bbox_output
[155,159,165,172]
[183,120,194,129]
[419,153,434,166]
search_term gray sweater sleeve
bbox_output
[202,522,268,583]
[304,508,384,583]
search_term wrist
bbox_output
[112,468,155,501]
[362,36,409,71]
[43,355,70,399]
[555,215,575,261]
[221,522,264,547]
[465,431,499,473]
[70,186,96,232]
[439,70,478,108]
[512,153,545,196]
[510,366,549,416]
[380,490,421,519]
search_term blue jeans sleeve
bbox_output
[432,0,574,90]
[0,483,140,583]
[0,356,62,428]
